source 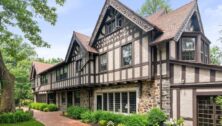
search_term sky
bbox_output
[35,0,222,59]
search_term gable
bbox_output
[65,32,97,63]
[89,0,156,46]
[174,2,204,41]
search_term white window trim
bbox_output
[94,87,139,114]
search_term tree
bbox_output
[210,46,222,65]
[36,57,63,64]
[139,0,171,16]
[0,0,64,112]
[0,37,36,107]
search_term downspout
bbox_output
[158,45,163,109]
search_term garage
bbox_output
[197,96,222,126]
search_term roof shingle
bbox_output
[32,62,54,74]
[145,1,196,45]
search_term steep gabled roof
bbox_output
[32,62,54,74]
[65,31,98,62]
[89,0,160,46]
[146,0,197,45]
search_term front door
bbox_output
[197,96,222,126]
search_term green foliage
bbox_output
[0,119,44,126]
[164,118,184,126]
[210,46,222,65]
[147,107,167,126]
[30,103,58,112]
[139,0,171,16]
[98,120,107,126]
[0,0,65,47]
[47,104,58,111]
[0,110,32,123]
[124,114,148,126]
[66,106,89,119]
[80,111,94,123]
[66,106,148,126]
[117,123,126,126]
[216,96,222,107]
[21,99,33,106]
[35,57,63,64]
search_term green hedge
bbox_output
[0,110,32,124]
[66,106,165,126]
[30,103,58,112]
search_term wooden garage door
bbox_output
[197,96,222,126]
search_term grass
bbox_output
[0,119,44,126]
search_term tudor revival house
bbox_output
[30,0,222,125]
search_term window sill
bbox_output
[121,65,133,69]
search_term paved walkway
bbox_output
[33,110,90,126]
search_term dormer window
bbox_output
[181,37,196,61]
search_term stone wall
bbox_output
[138,81,160,113]
[154,79,171,115]
[80,88,94,109]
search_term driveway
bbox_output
[33,110,90,126]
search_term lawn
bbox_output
[0,119,44,126]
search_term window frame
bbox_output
[99,53,108,72]
[121,43,133,67]
[56,66,68,81]
[180,37,197,61]
[96,90,137,114]
[40,74,48,85]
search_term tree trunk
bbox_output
[0,50,15,113]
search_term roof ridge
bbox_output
[167,0,195,15]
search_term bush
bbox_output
[48,104,57,111]
[98,120,107,126]
[124,114,147,126]
[30,103,58,112]
[0,110,32,124]
[67,106,89,119]
[81,111,94,123]
[147,107,167,126]
[21,99,33,106]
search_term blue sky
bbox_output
[35,0,222,59]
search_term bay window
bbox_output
[122,44,132,66]
[201,41,209,64]
[100,53,108,72]
[181,37,196,61]
[96,91,137,114]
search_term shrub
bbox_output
[81,111,94,123]
[147,107,167,126]
[124,114,147,126]
[67,106,89,119]
[21,99,33,106]
[48,104,58,111]
[98,120,107,126]
[30,103,58,112]
[117,123,126,126]
[43,108,49,112]
[0,110,32,124]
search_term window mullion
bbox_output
[120,92,122,113]
[127,92,130,114]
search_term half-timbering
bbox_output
[30,0,222,125]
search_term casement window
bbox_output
[74,91,80,106]
[181,37,196,61]
[56,66,68,81]
[40,74,48,85]
[201,41,209,64]
[122,44,132,66]
[96,91,137,114]
[106,21,116,34]
[100,53,108,72]
[76,60,82,72]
